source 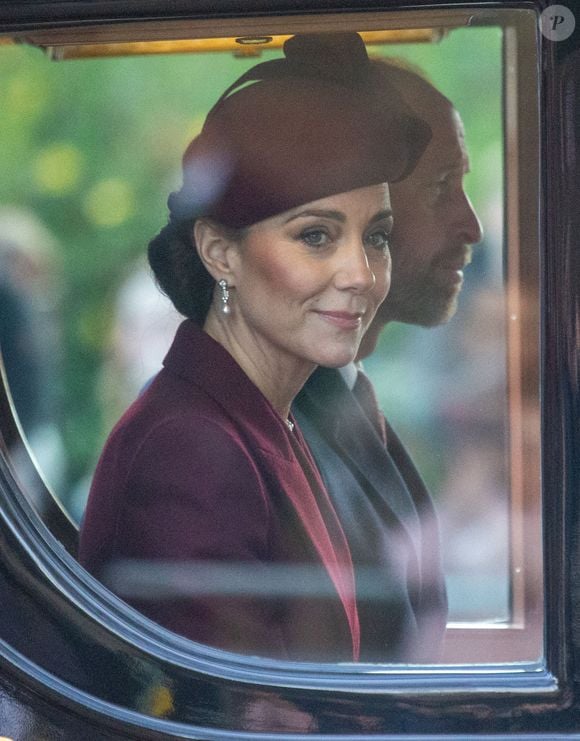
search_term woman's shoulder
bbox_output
[81,374,271,536]
[102,396,233,476]
[79,374,272,573]
[108,367,230,443]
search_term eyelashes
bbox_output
[364,228,391,252]
[298,226,392,252]
[299,228,332,247]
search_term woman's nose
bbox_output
[333,242,377,293]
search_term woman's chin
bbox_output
[311,347,359,369]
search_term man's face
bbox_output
[379,100,483,327]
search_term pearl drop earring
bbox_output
[218,279,231,315]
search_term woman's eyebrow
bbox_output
[283,209,346,224]
[283,207,394,225]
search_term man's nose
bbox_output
[458,191,484,245]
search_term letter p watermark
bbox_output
[540,4,576,41]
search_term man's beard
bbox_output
[385,277,461,326]
[381,245,471,327]
[381,273,460,327]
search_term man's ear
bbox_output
[194,219,240,284]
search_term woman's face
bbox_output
[226,183,392,372]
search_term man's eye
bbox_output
[365,229,391,251]
[301,229,330,247]
[433,172,462,197]
[434,177,451,192]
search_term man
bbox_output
[293,60,483,662]
[359,60,483,355]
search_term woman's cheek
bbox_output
[250,249,303,291]
[264,262,317,298]
[373,260,391,304]
[382,270,392,301]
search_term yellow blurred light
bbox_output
[148,685,174,717]
[33,143,83,194]
[6,77,48,119]
[185,113,205,141]
[84,178,135,227]
[46,29,443,60]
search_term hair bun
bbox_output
[282,32,370,84]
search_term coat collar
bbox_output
[163,320,295,461]
[163,321,360,656]
[295,366,422,556]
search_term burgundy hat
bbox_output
[169,33,431,229]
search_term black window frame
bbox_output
[0,0,578,737]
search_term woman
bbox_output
[79,33,430,661]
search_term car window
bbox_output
[0,8,542,666]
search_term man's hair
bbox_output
[369,56,452,110]
[371,55,433,82]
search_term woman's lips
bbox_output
[314,310,364,330]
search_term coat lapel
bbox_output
[163,321,360,656]
[295,367,422,559]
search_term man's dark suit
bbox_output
[293,366,448,662]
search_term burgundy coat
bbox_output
[79,320,359,662]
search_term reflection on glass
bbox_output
[0,10,542,664]
[77,32,442,662]
[0,209,67,505]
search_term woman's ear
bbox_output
[194,219,240,284]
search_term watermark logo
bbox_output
[540,4,576,41]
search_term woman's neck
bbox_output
[203,309,315,420]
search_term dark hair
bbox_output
[369,56,452,109]
[148,212,247,325]
[149,33,433,324]
[147,216,205,324]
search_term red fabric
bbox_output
[288,426,360,660]
[79,320,359,661]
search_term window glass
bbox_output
[0,9,542,664]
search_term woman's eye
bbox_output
[365,229,391,252]
[301,229,330,247]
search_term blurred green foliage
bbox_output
[0,45,277,492]
[0,27,501,501]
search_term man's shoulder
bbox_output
[297,366,351,405]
